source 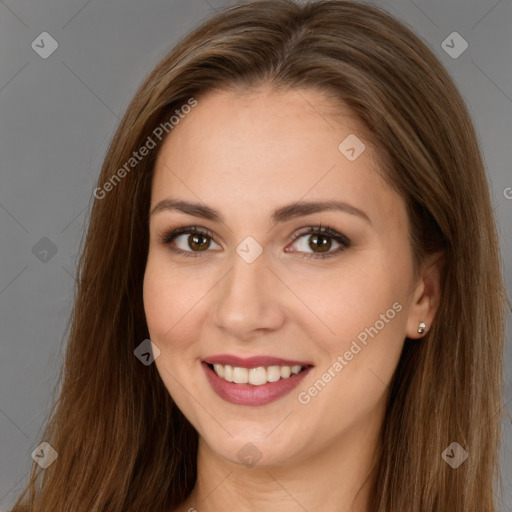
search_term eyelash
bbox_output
[159,223,351,260]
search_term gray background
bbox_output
[0,0,511,509]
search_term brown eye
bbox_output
[160,226,220,257]
[160,224,351,260]
[307,233,333,253]
[187,233,211,251]
[287,224,351,260]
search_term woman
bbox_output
[11,0,507,510]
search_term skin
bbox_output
[143,85,442,512]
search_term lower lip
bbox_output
[202,362,312,406]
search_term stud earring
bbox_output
[418,322,426,334]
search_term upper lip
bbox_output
[203,354,313,368]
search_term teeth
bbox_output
[210,363,305,385]
[213,364,224,378]
[224,365,234,382]
[267,366,281,382]
[233,367,249,384]
[249,367,267,385]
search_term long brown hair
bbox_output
[11,1,507,510]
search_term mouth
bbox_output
[205,362,309,385]
[201,355,313,406]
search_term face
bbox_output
[143,86,427,468]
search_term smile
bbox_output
[208,363,305,385]
[201,355,313,406]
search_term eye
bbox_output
[159,225,220,257]
[286,224,351,260]
[159,223,351,259]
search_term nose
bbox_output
[212,242,286,341]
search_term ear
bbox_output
[405,251,444,339]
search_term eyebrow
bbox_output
[150,198,371,225]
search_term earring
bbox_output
[418,322,426,334]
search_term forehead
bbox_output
[151,87,404,230]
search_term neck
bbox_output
[176,407,383,512]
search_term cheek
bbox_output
[143,262,186,348]
[142,263,205,409]
[292,256,410,391]
[143,269,170,340]
[294,276,406,422]
[293,260,402,335]
[142,258,212,353]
